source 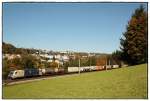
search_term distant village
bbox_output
[3,42,106,68]
[3,50,97,66]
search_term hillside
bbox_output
[3,64,147,99]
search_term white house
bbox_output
[3,54,21,60]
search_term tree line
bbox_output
[2,42,39,54]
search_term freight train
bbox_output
[8,65,119,79]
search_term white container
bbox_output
[113,65,119,68]
[68,67,79,73]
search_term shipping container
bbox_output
[68,67,79,73]
[24,68,39,77]
[38,68,43,75]
[112,65,119,69]
[45,68,55,74]
[96,66,105,70]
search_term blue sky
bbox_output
[3,2,147,53]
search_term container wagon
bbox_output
[24,68,39,77]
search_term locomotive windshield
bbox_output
[8,71,14,76]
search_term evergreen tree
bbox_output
[120,5,148,65]
[112,50,122,66]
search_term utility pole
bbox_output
[106,58,107,70]
[109,59,110,66]
[58,62,59,68]
[89,53,91,67]
[79,58,80,74]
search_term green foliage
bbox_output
[68,56,96,67]
[112,50,123,66]
[2,58,23,80]
[3,64,147,98]
[68,58,79,67]
[63,62,69,72]
[21,54,39,69]
[63,62,69,68]
[44,62,50,68]
[2,42,39,54]
[79,58,90,66]
[2,42,16,54]
[49,62,58,68]
[2,58,10,79]
[120,5,148,65]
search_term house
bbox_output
[3,54,21,60]
[62,55,69,62]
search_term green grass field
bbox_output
[3,64,147,99]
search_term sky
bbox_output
[3,2,147,53]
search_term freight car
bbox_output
[96,66,105,70]
[112,65,119,69]
[44,68,55,74]
[67,66,97,73]
[24,68,40,77]
[67,67,79,73]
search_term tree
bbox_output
[96,55,107,66]
[68,58,79,67]
[2,42,16,54]
[89,56,96,66]
[2,58,10,79]
[112,50,122,66]
[50,61,58,68]
[21,54,37,68]
[120,5,147,65]
[10,57,22,69]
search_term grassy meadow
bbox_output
[3,64,147,99]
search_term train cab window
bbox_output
[9,71,14,76]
